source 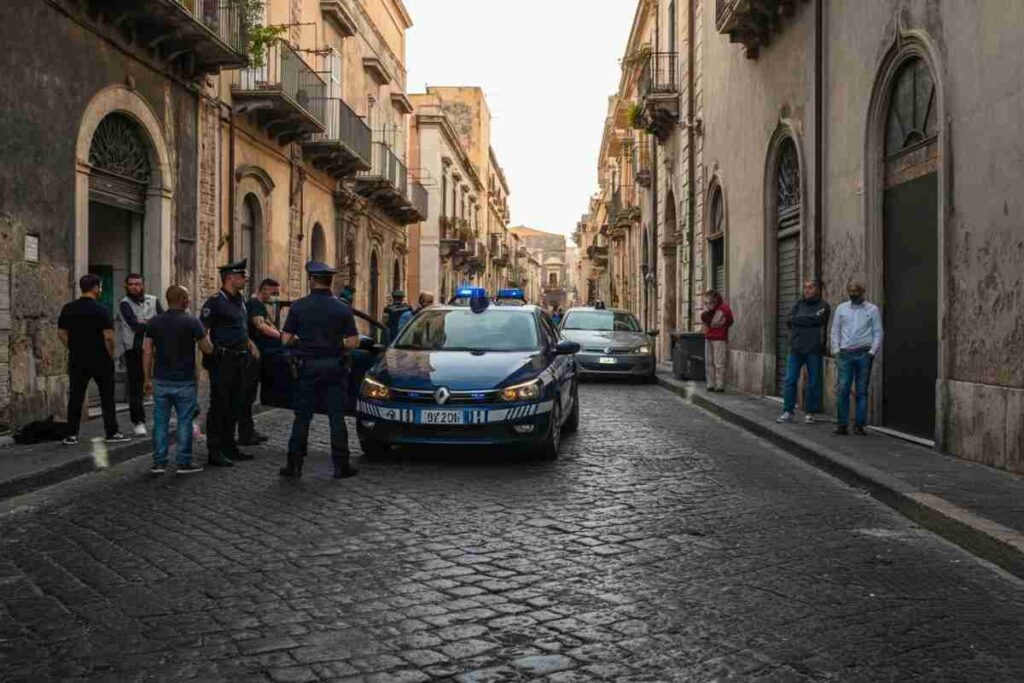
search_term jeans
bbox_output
[123,348,146,425]
[67,364,119,437]
[836,349,873,427]
[206,354,248,457]
[153,380,198,466]
[782,352,824,414]
[288,358,349,461]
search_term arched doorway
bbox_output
[880,57,939,438]
[772,137,802,395]
[369,250,380,320]
[708,185,726,296]
[310,223,326,263]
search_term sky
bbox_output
[405,0,637,243]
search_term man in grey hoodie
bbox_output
[777,280,831,424]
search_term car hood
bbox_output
[371,349,548,391]
[560,329,649,350]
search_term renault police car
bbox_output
[356,289,581,459]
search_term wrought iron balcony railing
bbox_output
[354,140,427,224]
[174,0,247,56]
[409,181,429,220]
[232,39,326,136]
[639,52,679,98]
[716,0,805,59]
[304,97,371,176]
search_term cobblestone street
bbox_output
[3,384,1024,682]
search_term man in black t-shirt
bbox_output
[57,274,130,445]
[238,277,282,445]
[143,285,213,474]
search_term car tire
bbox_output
[536,400,562,461]
[563,384,580,433]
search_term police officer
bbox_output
[279,261,360,479]
[200,259,259,467]
[382,290,411,343]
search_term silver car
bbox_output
[558,307,657,381]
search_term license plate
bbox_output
[599,357,618,364]
[420,409,464,425]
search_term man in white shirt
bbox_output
[829,281,883,436]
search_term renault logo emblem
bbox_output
[434,387,451,405]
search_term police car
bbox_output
[494,288,528,306]
[356,289,581,459]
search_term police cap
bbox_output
[218,258,248,275]
[305,261,337,277]
[391,289,406,298]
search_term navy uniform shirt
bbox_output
[283,289,358,357]
[200,289,248,348]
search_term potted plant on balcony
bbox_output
[628,102,646,131]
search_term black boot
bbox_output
[332,454,358,479]
[207,452,234,467]
[279,452,303,478]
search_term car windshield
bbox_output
[562,310,641,332]
[394,309,540,351]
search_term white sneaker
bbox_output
[804,414,817,424]
[133,423,148,437]
[776,411,794,423]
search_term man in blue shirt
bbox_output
[199,259,259,467]
[279,261,360,479]
[829,281,884,436]
[143,285,213,474]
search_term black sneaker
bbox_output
[832,426,849,436]
[228,450,254,462]
[106,433,132,444]
[207,452,234,467]
[149,464,167,474]
[176,463,205,475]
[62,436,79,446]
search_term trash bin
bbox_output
[670,331,706,381]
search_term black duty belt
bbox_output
[216,345,249,357]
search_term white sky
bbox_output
[405,0,637,243]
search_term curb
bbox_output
[656,374,1024,579]
[0,407,280,503]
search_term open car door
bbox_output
[259,302,388,415]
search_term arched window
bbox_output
[548,272,557,287]
[238,194,260,280]
[310,223,326,263]
[369,250,380,320]
[885,57,937,160]
[392,257,402,293]
[708,186,725,296]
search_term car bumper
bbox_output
[356,399,554,447]
[575,353,655,377]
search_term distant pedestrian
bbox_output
[117,273,163,437]
[398,290,434,333]
[777,280,831,424]
[383,290,412,343]
[700,290,733,392]
[143,285,213,474]
[57,274,130,445]
[339,284,355,305]
[830,281,883,436]
[238,277,282,446]
[552,307,564,326]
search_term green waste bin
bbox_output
[670,332,706,381]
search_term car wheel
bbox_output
[563,384,580,433]
[537,400,562,461]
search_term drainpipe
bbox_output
[813,0,824,282]
[228,107,236,273]
[686,0,696,331]
[649,133,658,331]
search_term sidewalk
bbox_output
[656,369,1024,579]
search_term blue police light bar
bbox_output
[497,288,524,299]
[455,287,487,298]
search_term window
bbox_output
[562,310,641,332]
[392,257,401,293]
[394,309,540,351]
[885,57,937,158]
[548,272,558,287]
[708,187,725,295]
[238,194,259,277]
[441,173,448,219]
[310,223,326,263]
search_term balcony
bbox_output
[716,0,806,59]
[353,141,427,224]
[90,0,248,77]
[231,40,326,143]
[638,52,679,142]
[303,98,371,177]
[587,244,609,267]
[490,234,510,267]
[320,0,358,37]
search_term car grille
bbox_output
[579,361,637,372]
[583,347,639,355]
[389,388,500,405]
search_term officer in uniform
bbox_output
[200,258,258,467]
[279,261,361,479]
[382,290,411,343]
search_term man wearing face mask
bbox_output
[238,277,282,446]
[829,281,883,436]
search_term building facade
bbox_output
[583,0,1024,472]
[511,227,568,309]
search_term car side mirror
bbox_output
[647,329,660,337]
[555,340,581,356]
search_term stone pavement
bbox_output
[657,370,1024,580]
[3,384,1024,681]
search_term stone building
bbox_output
[0,0,249,428]
[214,0,427,327]
[511,227,568,309]
[583,0,1024,472]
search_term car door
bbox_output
[539,312,574,417]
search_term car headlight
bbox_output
[500,379,542,402]
[360,377,390,400]
[635,345,652,354]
